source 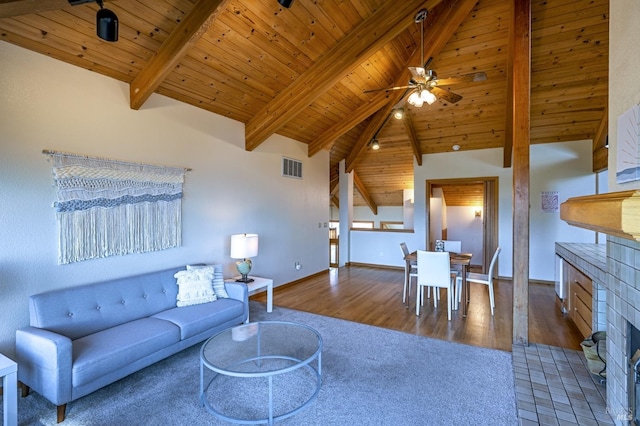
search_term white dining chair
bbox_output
[456,247,501,315]
[400,242,417,304]
[416,250,454,320]
[442,240,462,302]
[442,240,461,253]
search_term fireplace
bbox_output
[604,237,640,425]
[561,191,640,426]
[629,322,640,424]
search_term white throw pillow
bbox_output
[187,264,229,299]
[174,267,217,307]
[211,264,229,299]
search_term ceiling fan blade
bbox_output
[363,85,416,94]
[436,72,487,86]
[431,86,463,104]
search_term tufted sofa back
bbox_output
[28,266,185,340]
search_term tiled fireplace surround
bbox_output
[605,236,640,424]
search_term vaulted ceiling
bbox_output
[0,0,609,209]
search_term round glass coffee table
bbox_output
[200,321,322,425]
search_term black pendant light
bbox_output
[96,0,118,42]
[67,0,118,42]
[277,0,294,8]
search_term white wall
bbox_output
[351,206,403,227]
[529,141,597,280]
[429,187,444,249]
[609,3,640,193]
[403,189,414,229]
[0,41,329,357]
[346,140,595,279]
[415,148,514,277]
[446,206,483,263]
[349,230,414,268]
[414,142,596,281]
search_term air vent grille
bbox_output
[282,157,302,179]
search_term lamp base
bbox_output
[235,260,254,283]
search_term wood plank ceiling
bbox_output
[0,0,609,209]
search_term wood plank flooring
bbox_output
[251,265,585,352]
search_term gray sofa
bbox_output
[15,265,249,422]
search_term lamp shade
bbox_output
[420,89,437,105]
[230,234,259,259]
[407,90,423,107]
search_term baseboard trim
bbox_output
[252,268,553,296]
[346,262,404,271]
[529,279,554,286]
[264,269,329,292]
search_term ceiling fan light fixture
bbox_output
[96,0,118,42]
[407,90,423,107]
[420,89,437,105]
[393,108,404,120]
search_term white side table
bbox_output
[0,353,17,426]
[226,276,273,316]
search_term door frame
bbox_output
[426,176,499,274]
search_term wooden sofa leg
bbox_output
[57,404,67,423]
[18,381,30,397]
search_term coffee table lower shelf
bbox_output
[199,321,323,425]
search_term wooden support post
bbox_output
[512,0,531,345]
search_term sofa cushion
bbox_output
[28,267,183,340]
[72,317,180,387]
[151,299,243,340]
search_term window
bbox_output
[352,221,374,229]
[380,221,404,230]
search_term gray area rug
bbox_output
[10,301,517,425]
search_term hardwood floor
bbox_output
[251,265,585,352]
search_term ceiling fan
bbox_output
[364,9,486,107]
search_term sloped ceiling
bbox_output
[0,0,609,208]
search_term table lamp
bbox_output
[230,233,259,283]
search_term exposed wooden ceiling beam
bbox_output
[244,0,444,152]
[353,171,377,215]
[330,176,339,196]
[403,108,422,166]
[0,0,113,19]
[129,0,229,110]
[346,103,399,173]
[307,90,392,157]
[592,106,608,172]
[345,0,478,173]
[330,168,339,206]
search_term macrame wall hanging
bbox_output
[45,150,188,264]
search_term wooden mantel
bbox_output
[560,190,640,241]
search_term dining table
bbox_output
[404,251,473,317]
